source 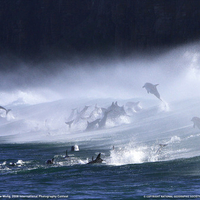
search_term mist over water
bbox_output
[1,43,200,165]
[1,42,200,104]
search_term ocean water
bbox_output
[1,96,200,200]
[1,45,200,199]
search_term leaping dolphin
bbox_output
[191,117,200,129]
[143,82,161,101]
[67,108,77,121]
[74,106,90,123]
[98,110,111,129]
[85,104,104,121]
[85,118,100,131]
[106,102,127,119]
[87,153,103,164]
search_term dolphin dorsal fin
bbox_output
[96,153,101,160]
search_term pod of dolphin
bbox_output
[4,82,199,165]
[56,82,199,165]
[65,101,140,132]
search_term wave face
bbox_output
[1,83,200,165]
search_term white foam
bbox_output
[168,136,181,143]
[159,100,170,112]
[107,146,147,166]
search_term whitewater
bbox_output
[1,43,200,199]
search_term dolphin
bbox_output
[67,108,77,121]
[87,153,103,164]
[143,82,161,100]
[98,110,111,129]
[87,104,103,120]
[85,118,100,131]
[107,102,116,111]
[78,106,90,117]
[81,105,100,120]
[106,102,127,119]
[191,117,200,129]
[74,106,90,123]
[65,150,69,158]
[46,158,54,164]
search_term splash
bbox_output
[158,100,170,112]
[107,146,147,166]
[168,136,181,143]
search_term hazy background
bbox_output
[0,42,200,106]
[1,1,200,105]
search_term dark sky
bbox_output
[1,0,200,63]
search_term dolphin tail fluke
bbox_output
[6,109,11,115]
[65,120,74,129]
[0,106,6,111]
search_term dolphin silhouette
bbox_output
[98,110,111,129]
[67,108,77,121]
[65,150,69,158]
[143,82,161,100]
[87,153,103,164]
[74,106,90,123]
[106,102,127,119]
[191,117,200,129]
[85,104,103,121]
[85,118,100,131]
[46,158,54,164]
